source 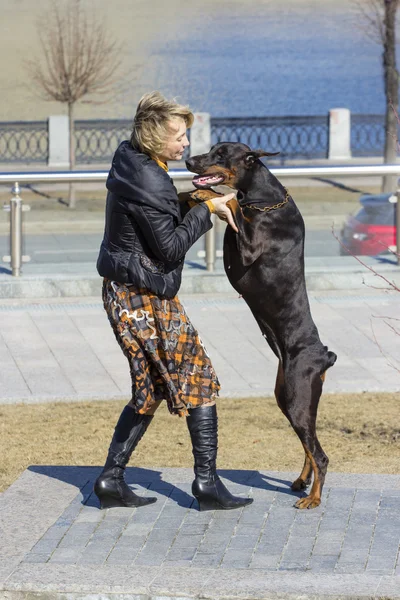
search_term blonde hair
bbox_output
[131,91,194,156]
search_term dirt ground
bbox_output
[1,392,399,493]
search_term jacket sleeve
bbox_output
[129,202,213,263]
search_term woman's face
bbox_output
[158,117,189,162]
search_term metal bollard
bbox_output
[3,182,30,276]
[396,188,400,266]
[205,214,216,272]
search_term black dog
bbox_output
[186,142,337,509]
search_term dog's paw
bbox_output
[291,477,310,491]
[190,188,223,203]
[295,495,321,510]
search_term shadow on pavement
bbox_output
[219,468,305,500]
[27,465,306,510]
[28,465,194,509]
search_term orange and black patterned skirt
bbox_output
[102,279,220,417]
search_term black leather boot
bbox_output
[94,405,157,509]
[186,404,253,511]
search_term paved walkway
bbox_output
[0,288,399,404]
[0,254,399,599]
[1,467,400,599]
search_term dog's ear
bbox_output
[244,150,280,167]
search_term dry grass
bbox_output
[1,393,399,493]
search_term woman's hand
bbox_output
[210,193,238,233]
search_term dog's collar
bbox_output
[241,188,290,212]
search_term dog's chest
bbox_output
[222,228,253,292]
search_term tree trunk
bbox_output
[68,102,76,208]
[382,0,399,193]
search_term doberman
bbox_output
[185,142,337,509]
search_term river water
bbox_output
[0,0,390,120]
[142,0,387,117]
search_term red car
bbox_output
[339,193,397,256]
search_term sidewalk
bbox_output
[0,286,398,405]
[0,286,399,600]
[0,209,399,599]
[0,289,399,599]
[1,467,399,599]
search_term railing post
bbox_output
[190,113,211,157]
[328,108,351,160]
[205,214,216,272]
[2,182,31,276]
[48,115,70,167]
[396,187,400,266]
[9,182,23,277]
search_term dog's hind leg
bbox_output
[291,454,312,491]
[279,359,329,509]
[274,362,312,492]
[274,361,286,414]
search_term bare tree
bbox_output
[26,0,124,207]
[354,0,399,192]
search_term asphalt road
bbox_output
[0,229,340,267]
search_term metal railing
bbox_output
[0,115,394,165]
[0,121,48,163]
[351,114,387,157]
[74,121,191,164]
[211,116,329,160]
[74,119,131,164]
[0,164,399,276]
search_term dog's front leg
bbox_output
[178,189,224,217]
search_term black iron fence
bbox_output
[0,121,48,163]
[351,114,386,157]
[0,114,390,165]
[74,119,191,164]
[211,116,329,160]
[75,119,131,164]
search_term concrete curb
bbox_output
[0,213,351,235]
[0,263,399,298]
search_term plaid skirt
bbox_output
[102,279,220,416]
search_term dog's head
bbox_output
[186,142,279,191]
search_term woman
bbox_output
[95,91,252,511]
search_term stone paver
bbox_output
[1,467,399,599]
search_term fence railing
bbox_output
[0,114,394,164]
[1,164,399,276]
[351,114,387,157]
[74,119,131,164]
[211,116,329,160]
[0,121,48,163]
[74,120,191,164]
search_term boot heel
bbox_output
[196,497,220,511]
[98,495,126,509]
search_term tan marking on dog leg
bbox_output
[291,449,312,491]
[295,450,321,509]
[190,189,223,203]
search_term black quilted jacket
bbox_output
[97,141,212,297]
